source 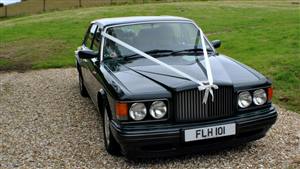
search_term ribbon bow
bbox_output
[198,84,219,104]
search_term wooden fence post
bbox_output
[43,0,46,12]
[79,0,82,7]
[4,6,7,17]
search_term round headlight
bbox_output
[253,89,267,105]
[150,101,167,119]
[238,91,252,108]
[129,103,147,121]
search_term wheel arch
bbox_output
[76,60,82,75]
[97,89,112,119]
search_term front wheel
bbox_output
[103,107,121,155]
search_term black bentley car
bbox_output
[75,16,277,158]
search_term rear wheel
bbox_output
[78,70,89,97]
[103,107,121,155]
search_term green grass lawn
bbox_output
[0,1,299,112]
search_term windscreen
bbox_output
[103,22,213,59]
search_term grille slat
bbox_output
[175,86,234,122]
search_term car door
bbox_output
[79,23,98,99]
[84,26,104,106]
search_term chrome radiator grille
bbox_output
[174,86,234,122]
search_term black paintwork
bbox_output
[92,16,192,28]
[76,16,277,158]
[78,53,270,105]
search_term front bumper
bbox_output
[110,106,277,159]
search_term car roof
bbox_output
[92,16,193,28]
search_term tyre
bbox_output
[103,107,121,155]
[78,71,89,97]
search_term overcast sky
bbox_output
[0,0,21,6]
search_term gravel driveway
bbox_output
[0,68,299,168]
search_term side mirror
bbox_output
[211,40,221,49]
[78,50,98,59]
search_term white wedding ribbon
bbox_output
[198,29,219,103]
[102,29,218,104]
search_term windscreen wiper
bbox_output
[123,49,174,59]
[171,48,214,55]
[146,49,175,54]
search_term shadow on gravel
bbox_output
[125,143,252,164]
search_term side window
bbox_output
[92,28,102,52]
[84,24,98,49]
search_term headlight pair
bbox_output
[238,89,267,108]
[129,101,167,121]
